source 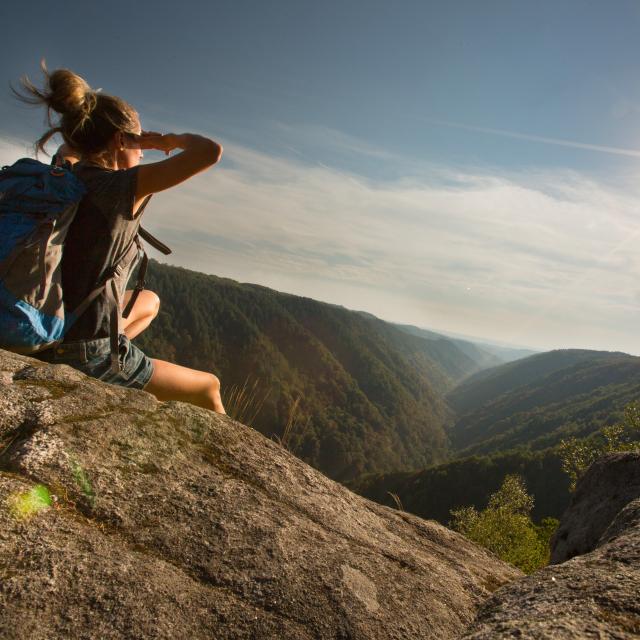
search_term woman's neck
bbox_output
[85,153,117,170]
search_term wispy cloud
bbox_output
[425,118,640,159]
[273,122,398,160]
[143,135,640,352]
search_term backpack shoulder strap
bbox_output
[66,229,141,373]
[138,225,172,255]
[121,226,172,320]
[122,236,147,320]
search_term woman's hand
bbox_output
[136,132,184,156]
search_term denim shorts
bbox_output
[34,334,154,390]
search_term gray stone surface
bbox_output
[600,497,640,547]
[0,350,520,640]
[550,452,640,564]
[462,453,640,639]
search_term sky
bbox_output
[2,1,640,353]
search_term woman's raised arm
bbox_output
[135,132,222,204]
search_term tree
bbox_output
[450,475,558,574]
[558,401,640,491]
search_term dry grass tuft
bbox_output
[223,377,270,428]
[387,491,404,511]
[273,395,308,453]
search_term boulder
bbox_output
[550,452,640,564]
[462,453,640,639]
[0,350,520,640]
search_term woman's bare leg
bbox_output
[121,290,160,340]
[122,289,225,414]
[144,358,226,414]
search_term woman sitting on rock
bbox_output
[16,64,226,414]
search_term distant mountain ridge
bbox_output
[353,315,506,393]
[393,323,503,374]
[448,349,624,415]
[395,324,538,370]
[354,313,519,386]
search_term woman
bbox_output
[17,64,225,413]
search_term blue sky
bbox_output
[2,1,640,353]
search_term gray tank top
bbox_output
[62,162,144,342]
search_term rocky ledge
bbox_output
[0,350,519,640]
[463,452,640,639]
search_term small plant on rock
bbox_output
[69,455,95,507]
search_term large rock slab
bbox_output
[0,350,520,640]
[462,453,640,639]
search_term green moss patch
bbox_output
[7,484,52,520]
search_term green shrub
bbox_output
[559,402,640,491]
[450,474,558,574]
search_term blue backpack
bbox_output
[0,158,87,354]
[0,157,171,365]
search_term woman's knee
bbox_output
[146,290,160,318]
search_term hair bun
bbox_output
[47,68,96,115]
[14,61,138,158]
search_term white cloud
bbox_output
[144,139,640,353]
[0,136,34,166]
[3,128,640,353]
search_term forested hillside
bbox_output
[135,261,496,480]
[448,349,619,415]
[132,262,640,524]
[351,447,570,524]
[448,351,640,456]
[354,350,640,527]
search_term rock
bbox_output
[462,453,640,639]
[0,350,520,640]
[550,452,640,564]
[599,497,640,546]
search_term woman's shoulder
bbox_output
[74,161,136,180]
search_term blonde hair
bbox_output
[14,60,139,162]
